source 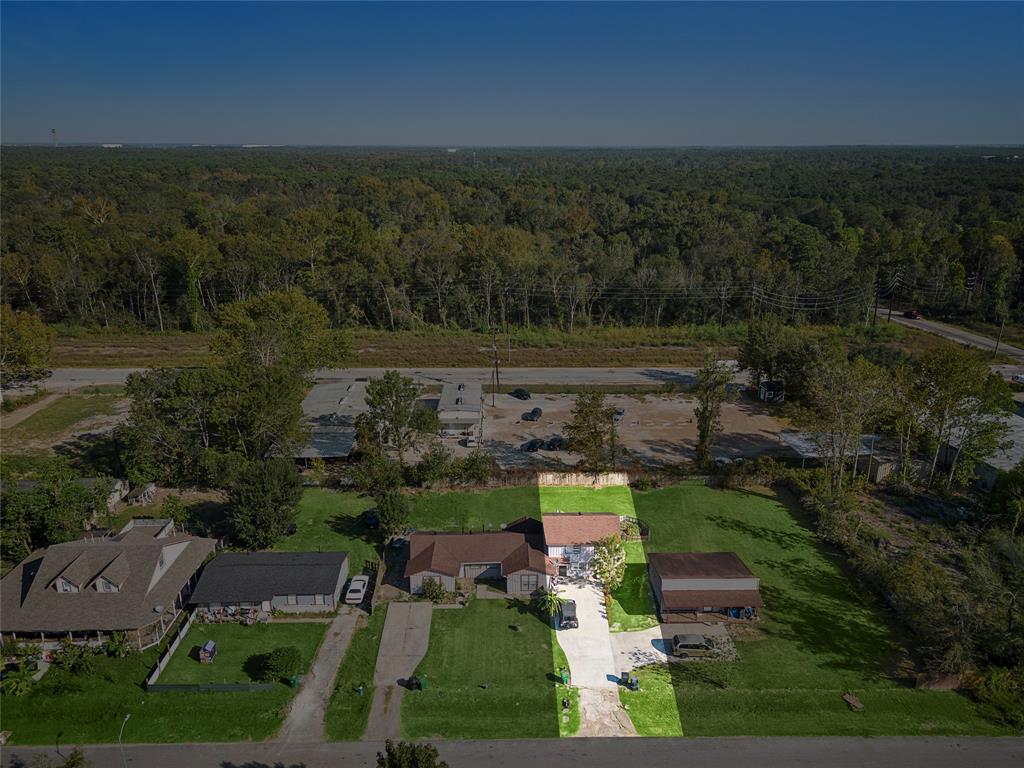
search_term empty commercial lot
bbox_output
[471,392,788,469]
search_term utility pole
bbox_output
[993,316,1006,359]
[490,325,500,406]
[749,285,757,320]
[887,270,901,322]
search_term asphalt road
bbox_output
[37,365,718,391]
[888,313,1024,362]
[3,736,1022,768]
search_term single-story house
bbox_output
[0,518,215,650]
[301,381,369,427]
[294,426,357,462]
[189,551,349,615]
[405,518,554,594]
[437,382,482,436]
[648,551,763,621]
[541,512,623,577]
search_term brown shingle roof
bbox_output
[404,528,554,578]
[658,588,763,610]
[648,552,755,580]
[541,513,621,547]
[0,528,215,634]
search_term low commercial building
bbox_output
[405,519,554,594]
[0,519,215,650]
[939,410,1024,492]
[648,551,762,621]
[189,551,349,615]
[437,382,482,436]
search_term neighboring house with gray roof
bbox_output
[0,519,215,650]
[189,551,349,615]
[437,382,482,436]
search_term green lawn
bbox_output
[325,607,387,740]
[0,624,317,744]
[608,541,658,632]
[402,598,562,739]
[0,391,124,452]
[410,486,542,532]
[160,622,327,685]
[537,484,636,516]
[273,489,379,574]
[551,628,580,737]
[621,483,1010,736]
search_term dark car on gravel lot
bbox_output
[510,388,531,400]
[543,436,566,451]
[522,407,543,422]
[521,438,544,452]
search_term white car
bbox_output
[345,575,370,605]
[1011,373,1024,385]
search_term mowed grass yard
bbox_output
[621,482,1010,736]
[274,488,379,574]
[325,607,387,740]
[0,623,320,744]
[160,622,327,684]
[401,598,563,740]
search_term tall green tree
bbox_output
[377,740,448,768]
[564,390,618,472]
[694,354,733,466]
[227,458,303,549]
[359,370,438,467]
[0,304,56,384]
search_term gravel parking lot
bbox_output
[454,391,788,469]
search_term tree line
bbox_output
[2,147,1020,334]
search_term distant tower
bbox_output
[51,128,57,147]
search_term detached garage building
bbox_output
[190,551,349,616]
[648,552,762,621]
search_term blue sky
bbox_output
[2,1,1021,145]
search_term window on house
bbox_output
[521,574,539,592]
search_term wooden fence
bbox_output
[536,471,630,487]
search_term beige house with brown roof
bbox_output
[0,519,215,650]
[405,518,555,595]
[541,512,622,578]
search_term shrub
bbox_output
[452,450,494,485]
[104,631,132,658]
[420,577,448,603]
[0,660,35,697]
[53,642,96,676]
[532,589,565,617]
[414,440,452,488]
[261,645,303,682]
[976,666,1024,732]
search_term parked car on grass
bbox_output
[558,600,578,629]
[510,388,531,400]
[671,634,713,658]
[345,575,370,604]
[522,407,543,422]
[521,438,544,453]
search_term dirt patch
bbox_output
[575,687,637,737]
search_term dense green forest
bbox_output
[1,146,1021,332]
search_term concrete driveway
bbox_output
[554,581,617,688]
[363,602,432,740]
[610,622,729,671]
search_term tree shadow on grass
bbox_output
[326,511,381,548]
[706,514,807,551]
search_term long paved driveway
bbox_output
[275,610,358,743]
[555,581,637,737]
[5,737,1021,768]
[363,602,432,741]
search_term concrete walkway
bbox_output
[363,602,433,741]
[276,609,359,743]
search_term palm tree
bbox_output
[533,589,566,617]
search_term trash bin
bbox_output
[420,676,428,690]
[288,675,300,688]
[560,669,570,685]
